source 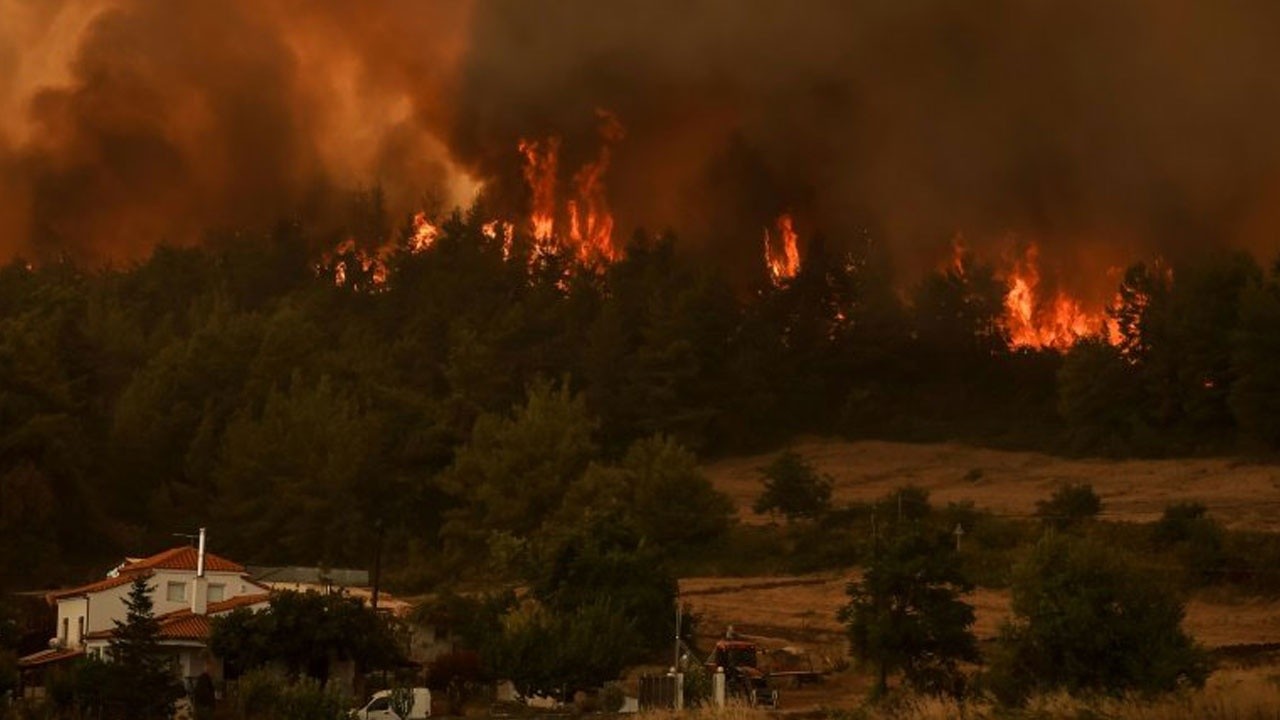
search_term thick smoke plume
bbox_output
[4,0,1280,298]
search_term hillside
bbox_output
[704,438,1280,531]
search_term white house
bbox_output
[18,536,269,695]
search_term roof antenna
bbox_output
[172,527,207,577]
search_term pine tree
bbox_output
[838,526,978,697]
[105,574,183,719]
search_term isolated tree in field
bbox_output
[838,525,978,696]
[106,574,183,719]
[988,533,1208,703]
[754,450,833,521]
[1152,501,1225,585]
[1035,483,1101,530]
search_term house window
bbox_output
[208,584,225,603]
[61,618,68,644]
[166,581,187,602]
[77,617,84,645]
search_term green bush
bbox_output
[1035,483,1101,530]
[231,669,348,720]
[987,533,1209,704]
[275,677,348,720]
[234,669,285,718]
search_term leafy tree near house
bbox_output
[104,574,184,719]
[211,590,403,682]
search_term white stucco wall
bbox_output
[54,596,87,647]
[84,581,133,635]
[59,568,262,644]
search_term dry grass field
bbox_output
[680,573,1280,653]
[685,439,1280,711]
[704,438,1280,531]
[679,572,1280,713]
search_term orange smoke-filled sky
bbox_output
[3,0,1280,301]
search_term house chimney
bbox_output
[191,527,208,615]
[197,526,206,578]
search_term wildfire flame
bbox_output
[517,109,625,268]
[764,213,801,285]
[518,136,559,251]
[483,219,516,260]
[409,212,440,253]
[325,238,389,290]
[1001,244,1110,351]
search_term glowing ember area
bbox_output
[1001,245,1109,351]
[763,213,801,285]
[517,110,625,267]
[325,238,389,290]
[483,220,516,260]
[409,212,440,253]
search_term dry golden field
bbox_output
[704,437,1280,531]
[679,572,1280,713]
[687,439,1280,712]
[679,573,1280,652]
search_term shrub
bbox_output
[1035,483,1101,530]
[987,533,1209,704]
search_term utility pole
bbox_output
[371,519,385,611]
[673,599,681,671]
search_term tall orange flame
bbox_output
[1001,244,1108,351]
[518,137,559,256]
[763,213,801,285]
[517,109,625,268]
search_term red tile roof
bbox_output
[47,546,247,603]
[122,546,245,573]
[207,593,270,614]
[156,614,212,642]
[46,573,139,602]
[17,647,85,668]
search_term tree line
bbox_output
[1,198,1279,594]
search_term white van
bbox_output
[351,688,431,719]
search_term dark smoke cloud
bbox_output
[4,0,1280,299]
[452,0,1280,297]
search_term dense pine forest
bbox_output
[2,199,1279,592]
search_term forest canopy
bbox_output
[2,203,1279,591]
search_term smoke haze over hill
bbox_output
[3,0,1280,296]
